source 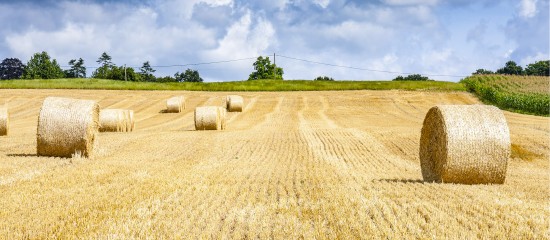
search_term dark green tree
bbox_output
[175,68,203,82]
[314,76,334,81]
[496,61,523,75]
[65,58,86,78]
[22,51,64,79]
[93,52,114,79]
[248,56,283,80]
[139,61,156,82]
[525,60,549,76]
[393,74,431,81]
[0,58,25,80]
[472,69,494,75]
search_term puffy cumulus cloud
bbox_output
[519,0,538,18]
[0,0,546,81]
[506,0,549,65]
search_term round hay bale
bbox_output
[167,96,185,113]
[195,106,222,130]
[99,109,125,132]
[226,95,243,112]
[419,105,510,184]
[128,110,135,131]
[37,97,99,158]
[0,107,9,136]
[218,107,227,130]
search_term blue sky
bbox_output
[0,0,548,81]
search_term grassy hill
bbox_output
[0,78,465,92]
[461,75,549,116]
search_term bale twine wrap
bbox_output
[0,107,9,136]
[419,105,510,184]
[166,96,185,113]
[226,95,243,112]
[99,109,125,132]
[37,97,99,158]
[195,106,224,130]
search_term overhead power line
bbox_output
[61,56,258,69]
[275,54,468,78]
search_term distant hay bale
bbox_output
[226,95,243,112]
[166,96,185,113]
[195,106,224,130]
[37,97,99,158]
[128,110,135,131]
[0,107,8,136]
[99,109,125,132]
[419,105,510,184]
[218,107,227,130]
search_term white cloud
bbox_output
[313,0,330,8]
[519,0,538,18]
[383,0,438,6]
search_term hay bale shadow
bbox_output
[7,153,38,157]
[373,179,425,184]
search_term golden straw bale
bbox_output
[37,97,99,158]
[195,106,222,130]
[0,107,8,136]
[218,107,227,130]
[128,110,135,131]
[419,105,510,184]
[166,96,185,113]
[226,95,243,112]
[99,109,125,132]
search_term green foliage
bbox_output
[0,58,25,80]
[175,69,203,82]
[22,51,64,79]
[393,74,431,81]
[314,76,334,81]
[0,78,465,92]
[472,69,494,75]
[248,56,283,80]
[65,58,86,78]
[139,61,156,82]
[461,75,549,116]
[496,61,524,75]
[156,76,177,83]
[524,60,549,76]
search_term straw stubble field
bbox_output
[0,89,548,239]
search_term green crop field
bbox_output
[461,75,549,116]
[0,78,465,92]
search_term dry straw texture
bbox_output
[166,96,185,113]
[99,109,125,132]
[226,95,243,112]
[37,97,99,158]
[128,110,135,131]
[195,106,224,130]
[420,105,510,184]
[218,107,227,130]
[0,106,8,136]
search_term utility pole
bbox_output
[273,53,276,66]
[124,64,127,81]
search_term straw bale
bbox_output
[218,107,227,130]
[226,95,243,112]
[419,105,510,184]
[99,109,125,132]
[0,107,8,136]
[167,96,185,113]
[37,97,99,158]
[128,110,135,131]
[195,106,222,130]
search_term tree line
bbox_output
[0,51,204,82]
[473,60,549,76]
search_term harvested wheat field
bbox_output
[0,89,548,239]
